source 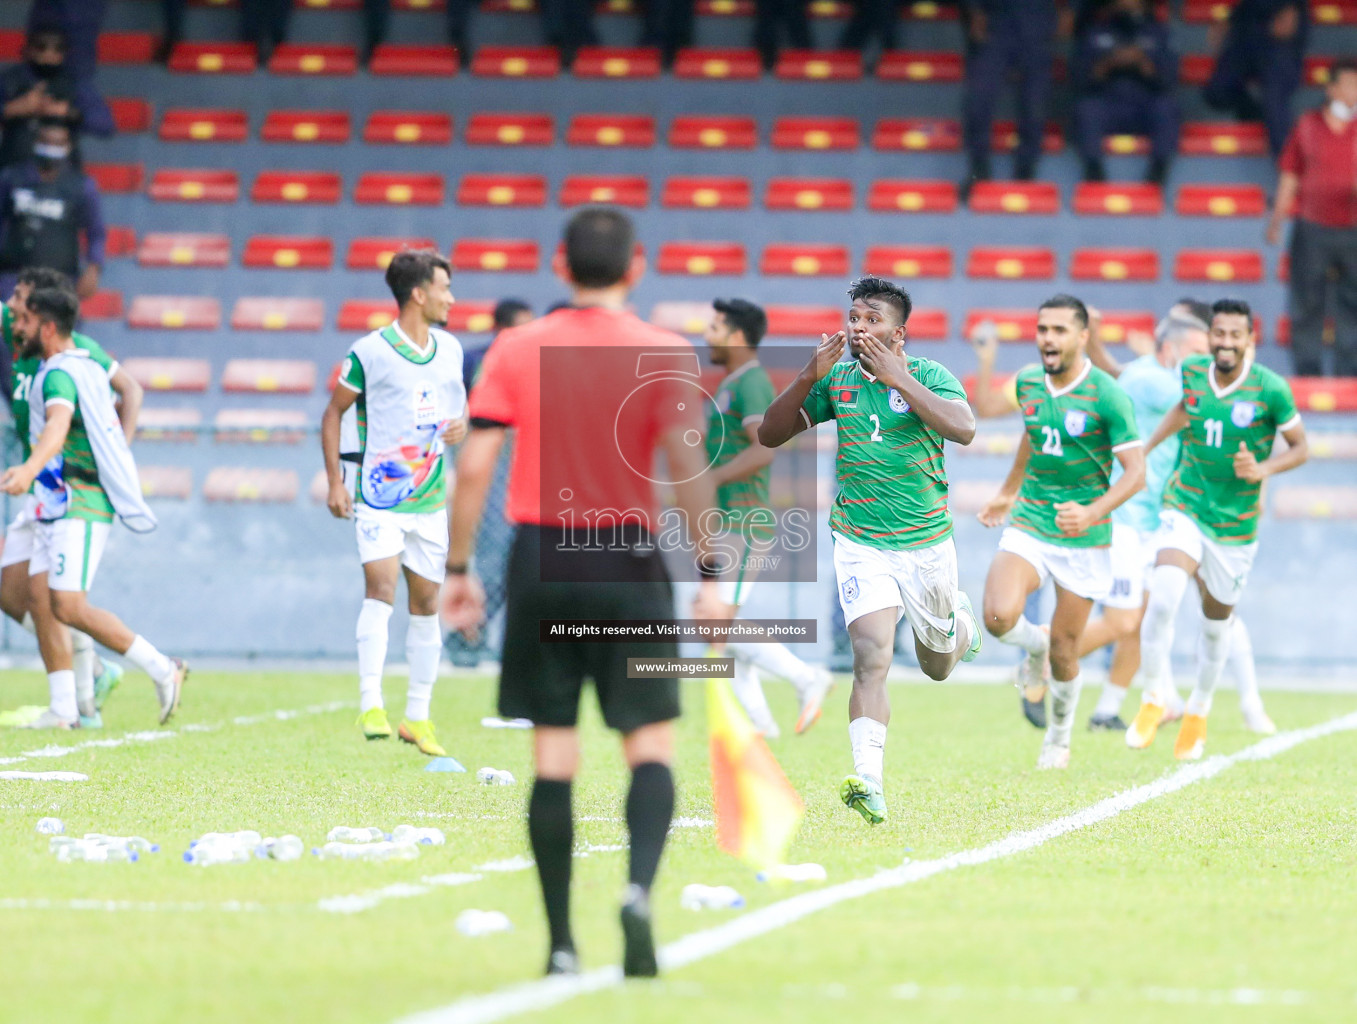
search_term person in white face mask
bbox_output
[1267,59,1357,377]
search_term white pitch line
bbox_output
[0,898,265,912]
[392,709,1357,1024]
[319,873,483,915]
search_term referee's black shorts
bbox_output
[499,525,681,732]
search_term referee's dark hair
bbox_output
[848,276,913,327]
[493,297,532,330]
[385,249,451,308]
[712,298,767,348]
[1039,293,1090,329]
[563,207,635,288]
[25,285,79,337]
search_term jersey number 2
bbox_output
[1040,426,1063,456]
[1204,418,1224,448]
[869,414,882,443]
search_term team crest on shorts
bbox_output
[1230,401,1256,428]
[888,388,909,413]
[842,576,860,602]
[360,520,379,541]
[1063,410,1088,437]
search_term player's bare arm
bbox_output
[319,382,358,519]
[978,431,1032,527]
[1085,305,1124,379]
[1145,400,1190,453]
[1054,445,1146,538]
[857,333,976,444]
[1234,420,1308,483]
[969,321,1019,418]
[440,415,470,446]
[758,331,845,447]
[1,403,72,495]
[109,365,144,442]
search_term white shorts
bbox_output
[354,504,448,583]
[718,579,756,606]
[1104,523,1155,611]
[833,532,959,653]
[30,518,111,592]
[0,496,38,569]
[1155,508,1257,607]
[998,526,1111,602]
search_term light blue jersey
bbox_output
[1112,354,1182,532]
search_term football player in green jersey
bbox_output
[760,278,981,826]
[698,298,833,738]
[1127,299,1308,760]
[978,295,1145,770]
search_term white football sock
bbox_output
[403,614,442,722]
[72,630,96,716]
[356,598,393,712]
[49,669,77,721]
[730,658,777,736]
[1047,672,1083,747]
[19,611,34,635]
[124,635,174,685]
[1139,565,1189,705]
[1228,617,1262,711]
[848,716,887,786]
[1094,680,1128,719]
[728,641,817,694]
[1187,617,1233,718]
[997,616,1048,655]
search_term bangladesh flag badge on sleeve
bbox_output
[835,386,860,408]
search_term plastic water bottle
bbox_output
[679,884,745,910]
[326,826,387,843]
[256,835,305,862]
[756,863,827,883]
[455,909,512,936]
[391,825,445,846]
[36,817,64,835]
[56,839,138,863]
[184,840,253,866]
[313,840,420,862]
[84,834,159,855]
[191,830,262,848]
[476,768,515,786]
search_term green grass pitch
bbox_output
[2,668,1355,1024]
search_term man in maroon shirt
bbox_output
[1267,59,1357,377]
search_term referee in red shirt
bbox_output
[1267,58,1357,377]
[441,208,721,978]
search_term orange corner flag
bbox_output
[707,677,805,871]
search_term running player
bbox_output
[1126,299,1307,759]
[321,250,467,756]
[759,277,982,826]
[700,297,833,738]
[977,294,1145,769]
[1,285,184,728]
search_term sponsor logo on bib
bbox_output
[888,388,909,414]
[1063,410,1088,437]
[413,381,438,426]
[1230,401,1256,428]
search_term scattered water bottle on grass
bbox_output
[455,909,512,936]
[680,884,745,910]
[326,826,387,843]
[476,768,515,786]
[391,825,445,846]
[256,835,305,861]
[36,817,64,835]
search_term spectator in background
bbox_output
[838,0,900,63]
[362,0,476,67]
[640,0,695,67]
[239,0,292,62]
[1071,0,1179,184]
[1203,0,1307,157]
[540,0,598,65]
[0,23,113,168]
[25,0,108,83]
[753,0,811,71]
[0,120,105,302]
[1267,60,1357,377]
[463,298,533,388]
[959,0,1060,196]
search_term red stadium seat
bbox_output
[268,43,357,76]
[242,236,333,269]
[657,242,747,276]
[1180,54,1214,86]
[695,0,755,13]
[765,178,854,211]
[807,0,852,17]
[355,173,444,205]
[866,180,958,212]
[877,51,962,82]
[1104,133,1149,156]
[365,111,453,145]
[1097,312,1157,344]
[903,0,958,17]
[649,301,712,335]
[81,291,122,321]
[760,244,850,276]
[668,116,757,150]
[771,117,860,151]
[863,245,953,279]
[136,408,202,443]
[1071,182,1163,216]
[465,113,553,146]
[110,98,152,133]
[765,306,842,336]
[86,163,144,194]
[1180,1,1230,23]
[991,120,1064,153]
[672,47,761,80]
[775,50,862,81]
[1071,248,1160,282]
[1313,1,1357,25]
[97,32,158,65]
[223,359,317,393]
[122,358,211,392]
[1306,56,1339,86]
[966,247,1056,280]
[160,108,247,142]
[230,299,324,332]
[572,46,661,78]
[968,181,1059,214]
[1175,184,1267,217]
[140,466,194,498]
[457,174,548,207]
[106,226,137,257]
[339,301,398,332]
[127,296,221,330]
[369,44,459,76]
[560,175,649,207]
[1180,121,1267,156]
[1273,485,1357,520]
[252,171,342,204]
[138,233,231,268]
[481,0,541,9]
[451,239,541,272]
[908,309,949,340]
[566,114,656,148]
[963,309,1037,342]
[662,177,752,209]
[446,302,497,333]
[204,469,300,504]
[262,110,351,143]
[150,169,238,203]
[1291,377,1357,412]
[168,42,257,74]
[472,45,560,77]
[214,409,309,445]
[1174,249,1265,283]
[347,237,438,270]
[872,118,960,152]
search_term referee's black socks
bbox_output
[626,762,675,891]
[528,778,574,953]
